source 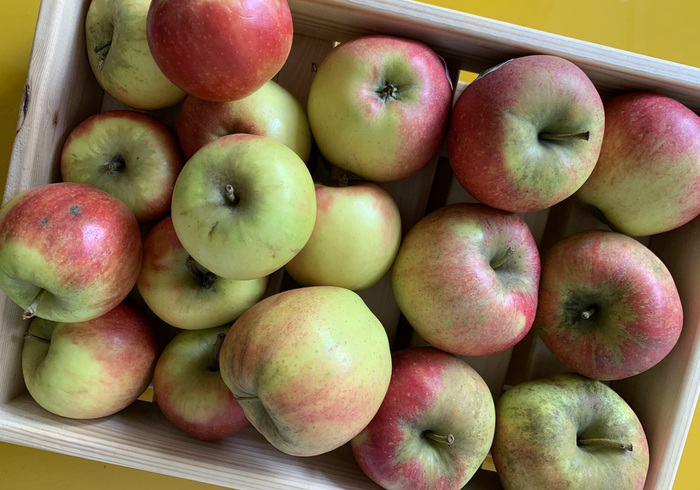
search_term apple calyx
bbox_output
[490,247,514,269]
[423,430,455,446]
[185,256,217,290]
[377,82,398,103]
[210,332,226,372]
[22,288,47,320]
[578,437,633,452]
[24,331,50,344]
[539,131,590,142]
[224,184,240,206]
[104,153,126,175]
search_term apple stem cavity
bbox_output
[105,153,125,174]
[24,332,50,344]
[539,131,590,142]
[22,288,47,320]
[578,438,633,452]
[490,247,514,269]
[186,256,217,289]
[210,332,226,372]
[423,430,455,446]
[225,184,240,206]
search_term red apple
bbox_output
[153,326,250,440]
[22,300,158,419]
[146,0,294,102]
[0,182,143,323]
[351,346,495,490]
[533,229,683,381]
[60,110,184,223]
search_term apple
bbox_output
[22,300,158,419]
[447,54,605,213]
[85,0,186,110]
[392,202,541,356]
[306,34,453,183]
[284,178,402,291]
[491,372,649,489]
[137,216,269,330]
[170,133,316,281]
[0,182,143,323]
[575,91,700,236]
[152,326,250,440]
[146,0,294,102]
[176,80,312,162]
[351,346,495,490]
[60,110,185,224]
[533,229,683,381]
[218,286,392,457]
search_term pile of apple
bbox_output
[2,0,700,489]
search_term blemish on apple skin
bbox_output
[208,221,219,238]
[69,205,81,216]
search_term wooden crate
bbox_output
[2,0,700,488]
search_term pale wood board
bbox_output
[0,0,699,488]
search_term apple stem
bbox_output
[210,332,226,372]
[539,131,590,142]
[23,332,50,344]
[22,288,46,320]
[186,256,217,289]
[423,430,455,446]
[581,306,597,320]
[225,184,239,205]
[578,438,633,452]
[490,247,514,269]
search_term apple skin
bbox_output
[22,301,158,419]
[146,0,293,102]
[176,80,312,162]
[575,91,700,236]
[491,372,649,490]
[137,216,269,330]
[392,203,541,356]
[85,0,186,110]
[447,54,605,213]
[60,110,184,224]
[284,180,402,291]
[307,34,453,183]
[0,182,143,323]
[351,346,495,490]
[218,286,392,457]
[170,133,316,281]
[533,229,683,381]
[153,326,250,440]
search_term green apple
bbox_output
[85,0,186,110]
[176,80,312,162]
[170,133,317,281]
[218,286,392,457]
[575,91,700,236]
[22,301,158,419]
[284,179,402,291]
[492,372,649,489]
[152,326,250,440]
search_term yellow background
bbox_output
[1,0,699,488]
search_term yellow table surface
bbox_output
[1,0,699,488]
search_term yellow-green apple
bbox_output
[137,216,268,330]
[306,34,453,183]
[284,179,402,291]
[170,133,316,280]
[448,55,605,213]
[85,0,186,110]
[492,372,649,489]
[0,182,142,323]
[351,346,495,490]
[22,301,158,419]
[152,326,250,440]
[218,286,392,457]
[533,230,683,381]
[146,0,293,102]
[392,203,540,356]
[60,110,184,224]
[176,80,312,162]
[575,91,700,236]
